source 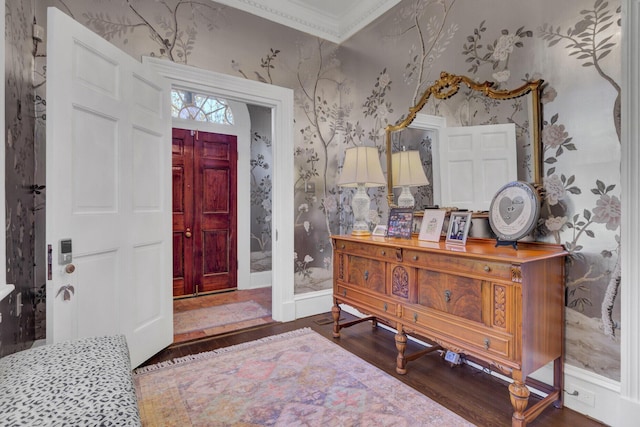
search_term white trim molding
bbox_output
[620,0,640,425]
[143,57,297,322]
[0,0,12,302]
[212,0,401,44]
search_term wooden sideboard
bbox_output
[331,235,567,427]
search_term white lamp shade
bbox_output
[392,150,429,187]
[337,146,386,188]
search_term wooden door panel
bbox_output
[203,230,229,274]
[172,232,185,295]
[172,129,194,297]
[172,166,185,214]
[203,168,230,212]
[202,140,231,159]
[195,132,237,293]
[173,129,237,296]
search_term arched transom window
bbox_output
[171,89,234,124]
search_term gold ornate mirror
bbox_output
[385,71,543,208]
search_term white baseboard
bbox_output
[246,270,271,290]
[530,363,620,425]
[293,289,333,319]
[31,339,46,349]
[533,362,640,427]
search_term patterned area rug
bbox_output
[133,328,475,426]
[173,300,271,335]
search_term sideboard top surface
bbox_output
[331,235,567,264]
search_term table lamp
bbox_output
[392,149,429,208]
[337,146,386,236]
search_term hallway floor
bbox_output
[172,287,273,344]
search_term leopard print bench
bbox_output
[0,335,141,426]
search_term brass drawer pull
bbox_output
[381,250,386,256]
[341,244,345,249]
[413,312,418,322]
[444,290,451,303]
[484,338,490,350]
[412,255,418,261]
[384,302,388,312]
[364,270,369,281]
[343,289,347,297]
[484,265,491,272]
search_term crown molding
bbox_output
[212,0,400,44]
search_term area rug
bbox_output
[173,300,271,335]
[133,328,475,426]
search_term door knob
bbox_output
[185,228,192,238]
[65,264,75,274]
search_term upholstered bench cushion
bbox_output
[0,335,141,426]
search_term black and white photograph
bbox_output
[445,212,472,245]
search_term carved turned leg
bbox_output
[509,373,530,427]
[395,327,408,375]
[331,304,341,338]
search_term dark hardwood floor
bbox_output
[141,312,606,427]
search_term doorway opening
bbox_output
[168,90,275,339]
[145,56,296,324]
[171,128,239,297]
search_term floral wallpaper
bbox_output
[17,0,620,381]
[247,104,272,273]
[1,0,39,356]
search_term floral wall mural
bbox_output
[9,0,619,381]
[247,104,272,273]
[2,0,38,356]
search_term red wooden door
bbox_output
[172,129,195,297]
[172,128,237,297]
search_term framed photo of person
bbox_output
[418,209,446,242]
[445,211,472,245]
[387,208,414,239]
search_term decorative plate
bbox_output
[488,181,541,242]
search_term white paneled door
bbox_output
[439,123,517,211]
[45,7,173,367]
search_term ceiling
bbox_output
[212,0,401,44]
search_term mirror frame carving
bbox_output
[385,71,543,207]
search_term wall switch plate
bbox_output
[444,350,461,365]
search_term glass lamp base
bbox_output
[397,186,415,208]
[351,184,371,236]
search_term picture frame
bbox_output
[372,224,387,237]
[418,209,446,242]
[445,211,472,245]
[387,208,414,239]
[412,215,423,235]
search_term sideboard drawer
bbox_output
[336,284,399,318]
[417,270,483,324]
[347,256,386,294]
[403,307,513,361]
[404,250,512,280]
[335,239,399,262]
